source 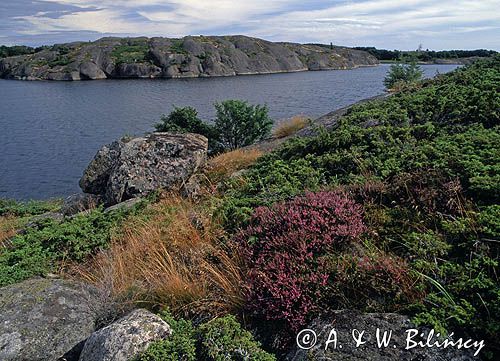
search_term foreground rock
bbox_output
[287,310,477,361]
[80,132,208,206]
[79,309,171,361]
[0,35,378,81]
[0,278,101,361]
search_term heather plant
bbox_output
[239,191,365,331]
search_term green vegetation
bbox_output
[111,43,149,65]
[155,100,273,153]
[0,199,60,217]
[0,45,35,58]
[138,313,275,361]
[215,55,499,358]
[2,51,499,361]
[214,100,273,150]
[352,46,497,62]
[170,39,188,55]
[0,200,147,287]
[384,61,423,89]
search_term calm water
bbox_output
[0,64,458,200]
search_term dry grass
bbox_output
[0,216,21,246]
[207,148,263,183]
[273,115,310,138]
[75,194,245,318]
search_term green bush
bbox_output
[214,100,273,150]
[155,106,221,153]
[0,199,60,217]
[0,204,144,287]
[384,61,423,89]
[137,311,196,361]
[198,315,276,361]
[138,313,275,361]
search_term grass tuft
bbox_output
[76,194,244,318]
[272,115,310,138]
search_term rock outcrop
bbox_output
[287,310,477,361]
[0,278,102,361]
[80,132,208,205]
[79,309,171,361]
[0,36,378,81]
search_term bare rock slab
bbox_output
[79,309,171,361]
[0,278,101,361]
[80,132,208,205]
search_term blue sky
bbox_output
[1,0,499,50]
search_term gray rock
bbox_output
[80,61,107,80]
[61,193,102,217]
[79,309,171,361]
[0,278,102,361]
[80,132,208,205]
[287,310,478,361]
[0,35,378,81]
[103,197,143,213]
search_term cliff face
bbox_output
[0,35,378,81]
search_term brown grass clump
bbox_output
[75,194,245,318]
[207,148,263,183]
[273,115,310,138]
[0,216,21,246]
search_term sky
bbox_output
[1,0,499,50]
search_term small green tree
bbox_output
[155,106,221,152]
[213,100,273,150]
[384,61,423,90]
[155,106,215,136]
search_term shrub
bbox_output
[273,115,310,138]
[155,106,220,153]
[0,206,137,287]
[239,191,365,331]
[216,158,324,231]
[139,313,276,361]
[327,248,421,312]
[214,100,273,150]
[198,315,276,361]
[384,61,423,90]
[155,106,214,137]
[0,199,60,217]
[137,311,196,361]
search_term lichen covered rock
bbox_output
[79,309,171,361]
[0,278,101,361]
[80,132,208,205]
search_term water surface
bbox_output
[0,64,459,200]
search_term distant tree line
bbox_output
[0,45,55,58]
[352,47,498,61]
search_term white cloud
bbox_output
[8,0,500,49]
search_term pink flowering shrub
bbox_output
[239,191,365,331]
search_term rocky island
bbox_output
[0,35,378,81]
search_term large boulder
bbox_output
[287,310,478,361]
[79,309,171,361]
[0,278,102,361]
[80,132,208,205]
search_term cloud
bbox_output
[2,0,500,49]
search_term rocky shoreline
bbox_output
[0,35,378,81]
